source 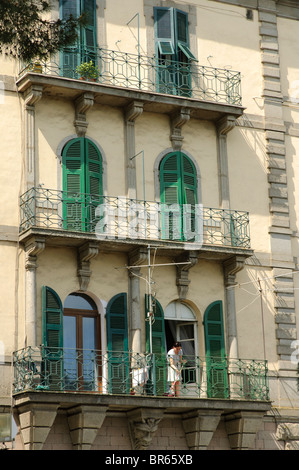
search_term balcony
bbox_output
[19,188,251,257]
[13,346,269,402]
[17,48,243,122]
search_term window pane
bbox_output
[64,293,97,310]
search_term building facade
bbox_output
[0,0,299,450]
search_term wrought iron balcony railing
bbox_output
[19,47,242,106]
[19,187,251,249]
[13,347,269,401]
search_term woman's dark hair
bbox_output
[173,341,181,348]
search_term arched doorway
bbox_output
[63,292,101,391]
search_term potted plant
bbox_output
[76,61,99,82]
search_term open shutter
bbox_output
[42,286,63,390]
[181,154,197,241]
[145,295,166,395]
[204,301,228,398]
[106,293,129,393]
[60,0,80,78]
[81,0,97,63]
[62,138,85,231]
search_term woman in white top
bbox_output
[167,341,184,397]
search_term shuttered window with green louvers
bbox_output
[204,301,228,398]
[154,7,197,96]
[160,151,197,241]
[106,293,129,394]
[60,0,97,78]
[42,286,64,390]
[62,137,103,232]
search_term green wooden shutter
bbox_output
[81,0,97,63]
[154,7,177,94]
[145,295,166,395]
[204,301,228,398]
[62,138,85,231]
[106,293,129,393]
[160,152,197,241]
[42,286,63,390]
[84,139,103,231]
[60,0,80,78]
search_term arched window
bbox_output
[159,151,197,241]
[62,137,103,232]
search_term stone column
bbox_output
[25,237,45,347]
[223,256,246,359]
[124,101,144,199]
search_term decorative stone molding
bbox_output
[170,107,190,150]
[67,405,107,450]
[77,242,99,291]
[24,85,43,188]
[175,251,198,299]
[127,408,164,450]
[74,92,94,137]
[224,411,265,450]
[223,255,246,287]
[24,84,43,108]
[16,403,59,450]
[182,410,222,450]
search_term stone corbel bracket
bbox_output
[25,237,46,271]
[125,100,144,123]
[223,255,246,287]
[176,251,198,299]
[24,84,43,109]
[127,408,164,450]
[77,241,99,291]
[170,107,191,150]
[74,92,94,137]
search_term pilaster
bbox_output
[128,247,148,353]
[216,115,236,210]
[24,85,43,189]
[24,237,46,347]
[124,101,144,199]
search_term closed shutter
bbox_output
[204,301,228,398]
[42,286,63,390]
[85,139,103,231]
[62,138,85,231]
[62,137,103,232]
[145,295,166,395]
[160,152,197,241]
[106,293,129,393]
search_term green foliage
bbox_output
[0,0,85,62]
[76,61,99,80]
